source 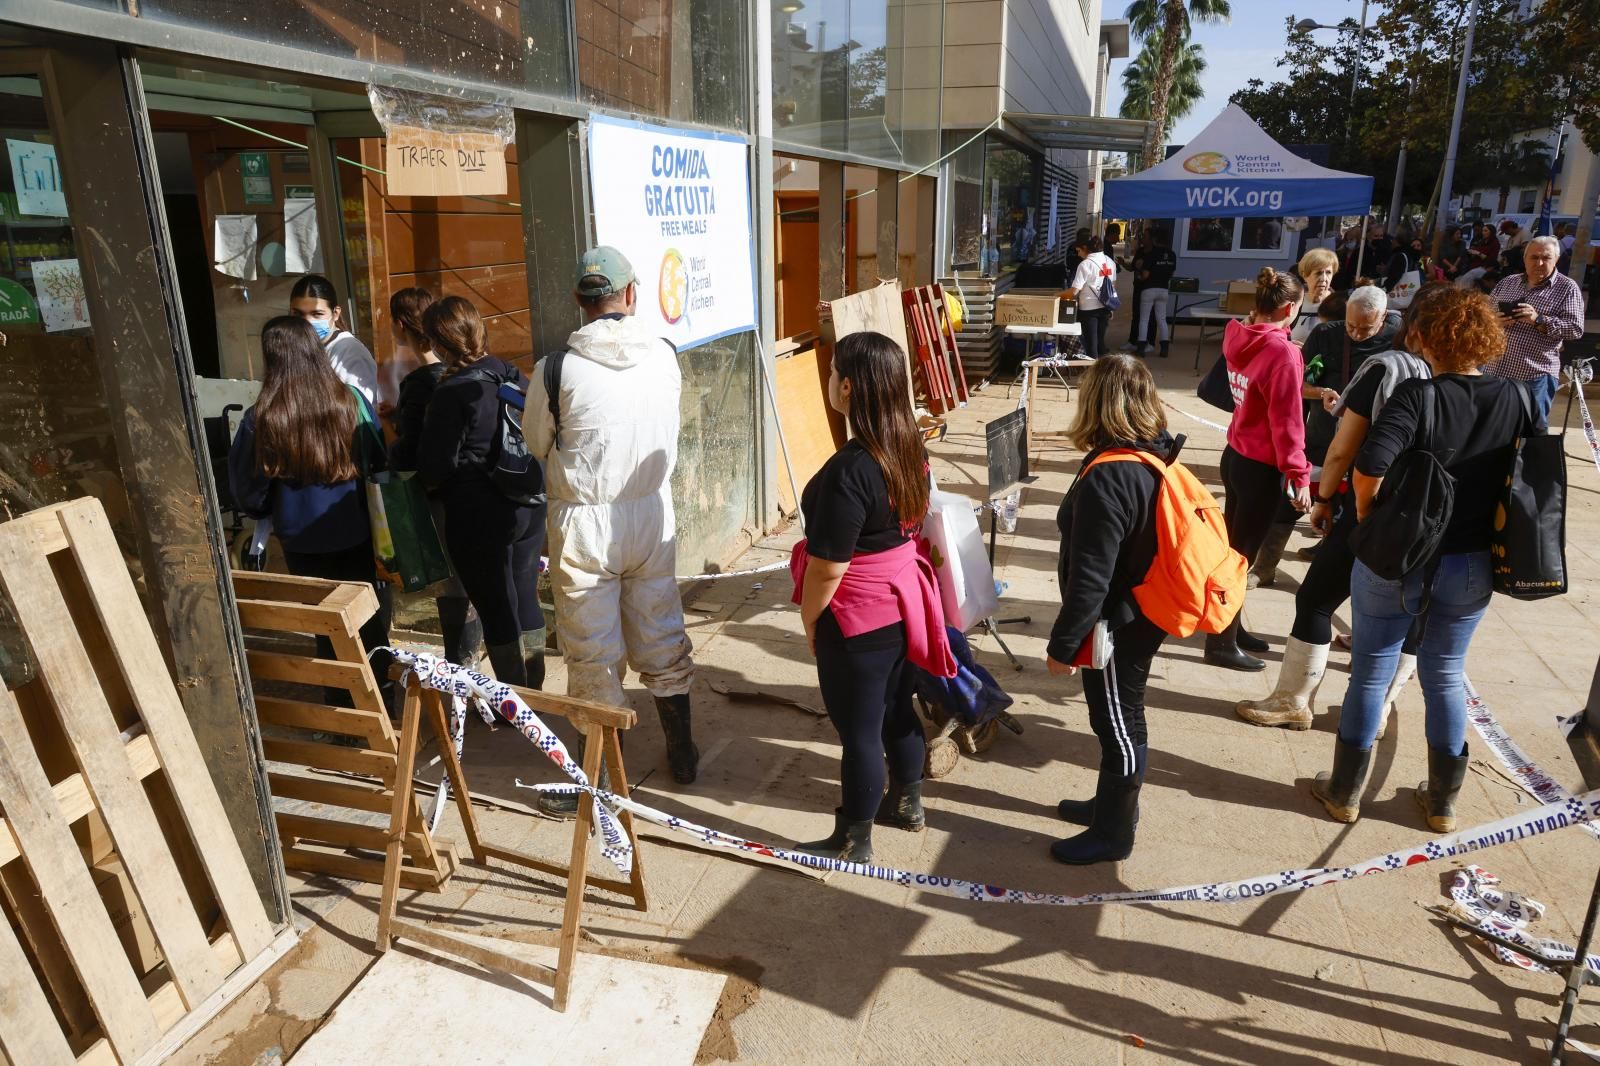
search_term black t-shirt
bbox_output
[1357,374,1532,555]
[1340,363,1384,421]
[800,440,910,562]
[1134,248,1177,289]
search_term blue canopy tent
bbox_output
[1103,104,1374,220]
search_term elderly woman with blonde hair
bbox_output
[1291,247,1339,345]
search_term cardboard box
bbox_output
[996,291,1061,328]
[1220,280,1256,315]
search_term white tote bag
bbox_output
[1389,269,1422,309]
[922,489,999,631]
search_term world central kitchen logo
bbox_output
[1181,150,1287,211]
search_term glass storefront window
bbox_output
[137,0,574,99]
[1240,217,1285,251]
[771,0,940,169]
[1187,217,1235,253]
[576,0,749,130]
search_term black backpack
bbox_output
[470,367,545,507]
[1348,382,1454,582]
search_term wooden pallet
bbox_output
[0,498,295,1065]
[232,571,458,892]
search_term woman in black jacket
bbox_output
[1046,354,1173,865]
[417,297,546,690]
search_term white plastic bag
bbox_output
[923,489,999,631]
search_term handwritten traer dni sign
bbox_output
[384,126,507,198]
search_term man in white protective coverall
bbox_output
[524,246,699,816]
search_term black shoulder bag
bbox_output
[1348,382,1455,583]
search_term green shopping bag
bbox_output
[352,389,451,593]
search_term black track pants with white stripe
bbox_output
[1080,614,1166,776]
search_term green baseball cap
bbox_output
[576,246,636,296]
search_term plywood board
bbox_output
[290,936,726,1066]
[773,345,843,513]
[829,281,916,414]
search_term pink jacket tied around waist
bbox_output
[790,538,957,679]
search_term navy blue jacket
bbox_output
[228,398,382,555]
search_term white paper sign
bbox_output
[33,258,89,332]
[284,197,323,274]
[213,214,258,281]
[586,115,756,350]
[7,139,66,218]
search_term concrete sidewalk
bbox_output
[177,338,1600,1066]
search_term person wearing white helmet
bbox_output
[524,246,698,814]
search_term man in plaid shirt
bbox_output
[1484,236,1587,421]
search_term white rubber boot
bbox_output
[1235,637,1329,730]
[1374,653,1417,741]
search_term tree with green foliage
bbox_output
[1120,35,1207,126]
[1125,0,1231,165]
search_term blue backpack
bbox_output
[1096,259,1122,311]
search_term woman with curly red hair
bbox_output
[1310,288,1534,832]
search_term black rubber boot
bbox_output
[1415,744,1470,833]
[1205,617,1265,672]
[1158,340,1170,358]
[435,595,484,667]
[1237,627,1270,654]
[1051,772,1141,865]
[1248,521,1296,590]
[653,694,700,784]
[485,640,526,688]
[537,733,611,819]
[790,808,874,863]
[1057,744,1146,827]
[519,627,547,691]
[1310,738,1373,823]
[875,779,926,832]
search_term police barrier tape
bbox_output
[536,557,791,584]
[1162,399,1230,436]
[1566,361,1600,480]
[393,652,1598,906]
[1463,677,1600,841]
[1447,865,1600,979]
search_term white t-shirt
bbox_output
[1072,253,1116,311]
[326,330,378,404]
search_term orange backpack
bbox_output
[1083,449,1247,637]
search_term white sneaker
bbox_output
[1118,341,1137,351]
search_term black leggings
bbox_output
[815,612,924,822]
[1081,614,1166,776]
[284,540,393,675]
[442,488,545,647]
[1221,446,1286,565]
[1292,493,1426,653]
[1079,307,1111,360]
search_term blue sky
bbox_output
[1104,0,1367,146]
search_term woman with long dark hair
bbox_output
[229,315,391,680]
[1046,355,1174,865]
[417,296,546,691]
[290,274,379,405]
[1208,267,1311,672]
[790,331,952,863]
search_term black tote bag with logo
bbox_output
[1491,388,1568,599]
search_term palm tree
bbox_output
[1120,37,1206,126]
[1125,0,1231,166]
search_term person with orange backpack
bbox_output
[1047,355,1246,865]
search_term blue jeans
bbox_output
[1336,553,1492,754]
[1528,373,1558,425]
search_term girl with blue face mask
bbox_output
[290,274,379,405]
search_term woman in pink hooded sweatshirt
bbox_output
[1208,266,1312,672]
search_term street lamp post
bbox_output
[1434,0,1482,260]
[1296,0,1368,153]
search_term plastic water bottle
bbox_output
[1041,339,1055,361]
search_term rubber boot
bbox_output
[435,595,484,668]
[519,627,547,692]
[653,694,700,784]
[1415,745,1469,832]
[875,779,926,832]
[1158,340,1170,359]
[1310,738,1373,823]
[1205,617,1265,672]
[1248,521,1296,590]
[1057,744,1146,827]
[1374,652,1417,741]
[1237,626,1270,654]
[1236,638,1329,730]
[790,808,874,863]
[1051,771,1141,865]
[485,640,525,688]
